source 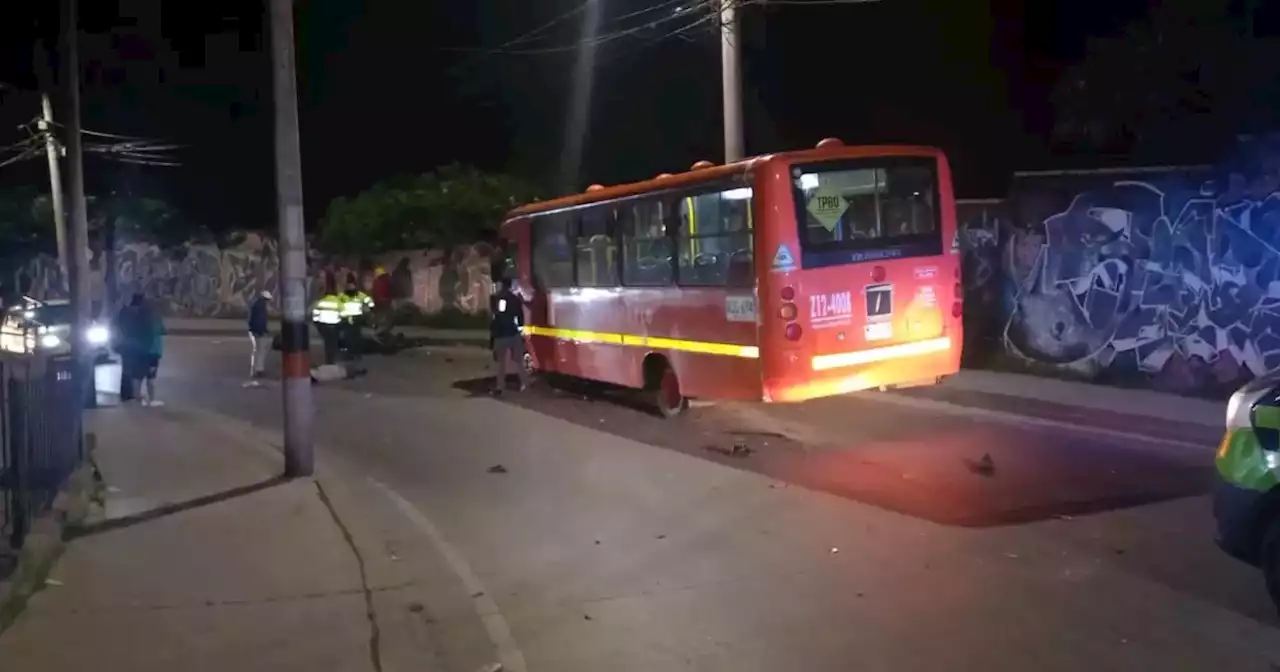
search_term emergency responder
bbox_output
[311,291,343,365]
[337,278,373,362]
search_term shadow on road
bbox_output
[66,476,289,540]
[456,375,1217,528]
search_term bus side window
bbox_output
[575,206,619,288]
[676,187,753,287]
[621,199,672,287]
[532,214,574,288]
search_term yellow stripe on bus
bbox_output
[524,325,759,359]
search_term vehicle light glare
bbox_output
[39,333,61,349]
[86,324,110,345]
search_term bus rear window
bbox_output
[791,157,942,266]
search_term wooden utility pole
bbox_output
[269,0,314,477]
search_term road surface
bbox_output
[149,335,1280,670]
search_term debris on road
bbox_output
[583,614,593,621]
[1005,553,1019,559]
[705,442,752,458]
[830,547,839,554]
[487,464,508,474]
[964,453,997,477]
[44,578,63,587]
[656,534,666,540]
[408,602,424,614]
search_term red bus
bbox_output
[498,140,962,416]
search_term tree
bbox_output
[318,164,540,255]
[1049,1,1272,157]
[0,186,57,256]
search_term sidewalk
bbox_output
[166,317,488,345]
[0,404,496,672]
[934,369,1224,428]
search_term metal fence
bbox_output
[0,353,84,550]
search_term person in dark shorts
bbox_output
[115,293,165,405]
[489,279,530,393]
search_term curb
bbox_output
[0,433,103,635]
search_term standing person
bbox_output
[138,296,166,407]
[112,296,142,402]
[245,289,272,386]
[489,278,530,394]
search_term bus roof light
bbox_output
[690,160,716,170]
[816,138,844,149]
[871,266,887,283]
[585,184,606,192]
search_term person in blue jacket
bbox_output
[246,290,272,386]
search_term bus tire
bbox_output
[1263,515,1280,614]
[645,357,687,419]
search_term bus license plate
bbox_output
[865,284,893,319]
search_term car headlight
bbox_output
[39,333,61,349]
[86,324,109,345]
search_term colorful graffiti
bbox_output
[980,156,1280,395]
[11,235,497,318]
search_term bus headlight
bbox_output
[39,333,62,349]
[86,324,110,345]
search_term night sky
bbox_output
[0,0,1198,231]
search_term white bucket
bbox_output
[94,360,122,395]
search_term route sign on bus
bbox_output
[806,185,847,232]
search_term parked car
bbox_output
[0,297,112,361]
[1214,373,1280,613]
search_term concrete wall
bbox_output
[959,138,1280,395]
[9,234,497,318]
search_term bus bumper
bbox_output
[762,339,958,403]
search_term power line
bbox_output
[447,0,707,56]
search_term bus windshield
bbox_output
[791,156,942,266]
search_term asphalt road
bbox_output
[149,336,1280,670]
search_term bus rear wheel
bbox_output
[648,361,688,419]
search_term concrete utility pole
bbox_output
[269,0,314,478]
[38,94,68,282]
[720,0,744,163]
[63,0,90,337]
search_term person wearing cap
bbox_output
[246,288,272,385]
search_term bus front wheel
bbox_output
[647,360,688,419]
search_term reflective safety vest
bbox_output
[311,294,343,325]
[339,291,373,319]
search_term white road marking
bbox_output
[370,478,527,672]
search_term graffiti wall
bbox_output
[957,199,1009,365]
[10,234,497,318]
[958,138,1280,395]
